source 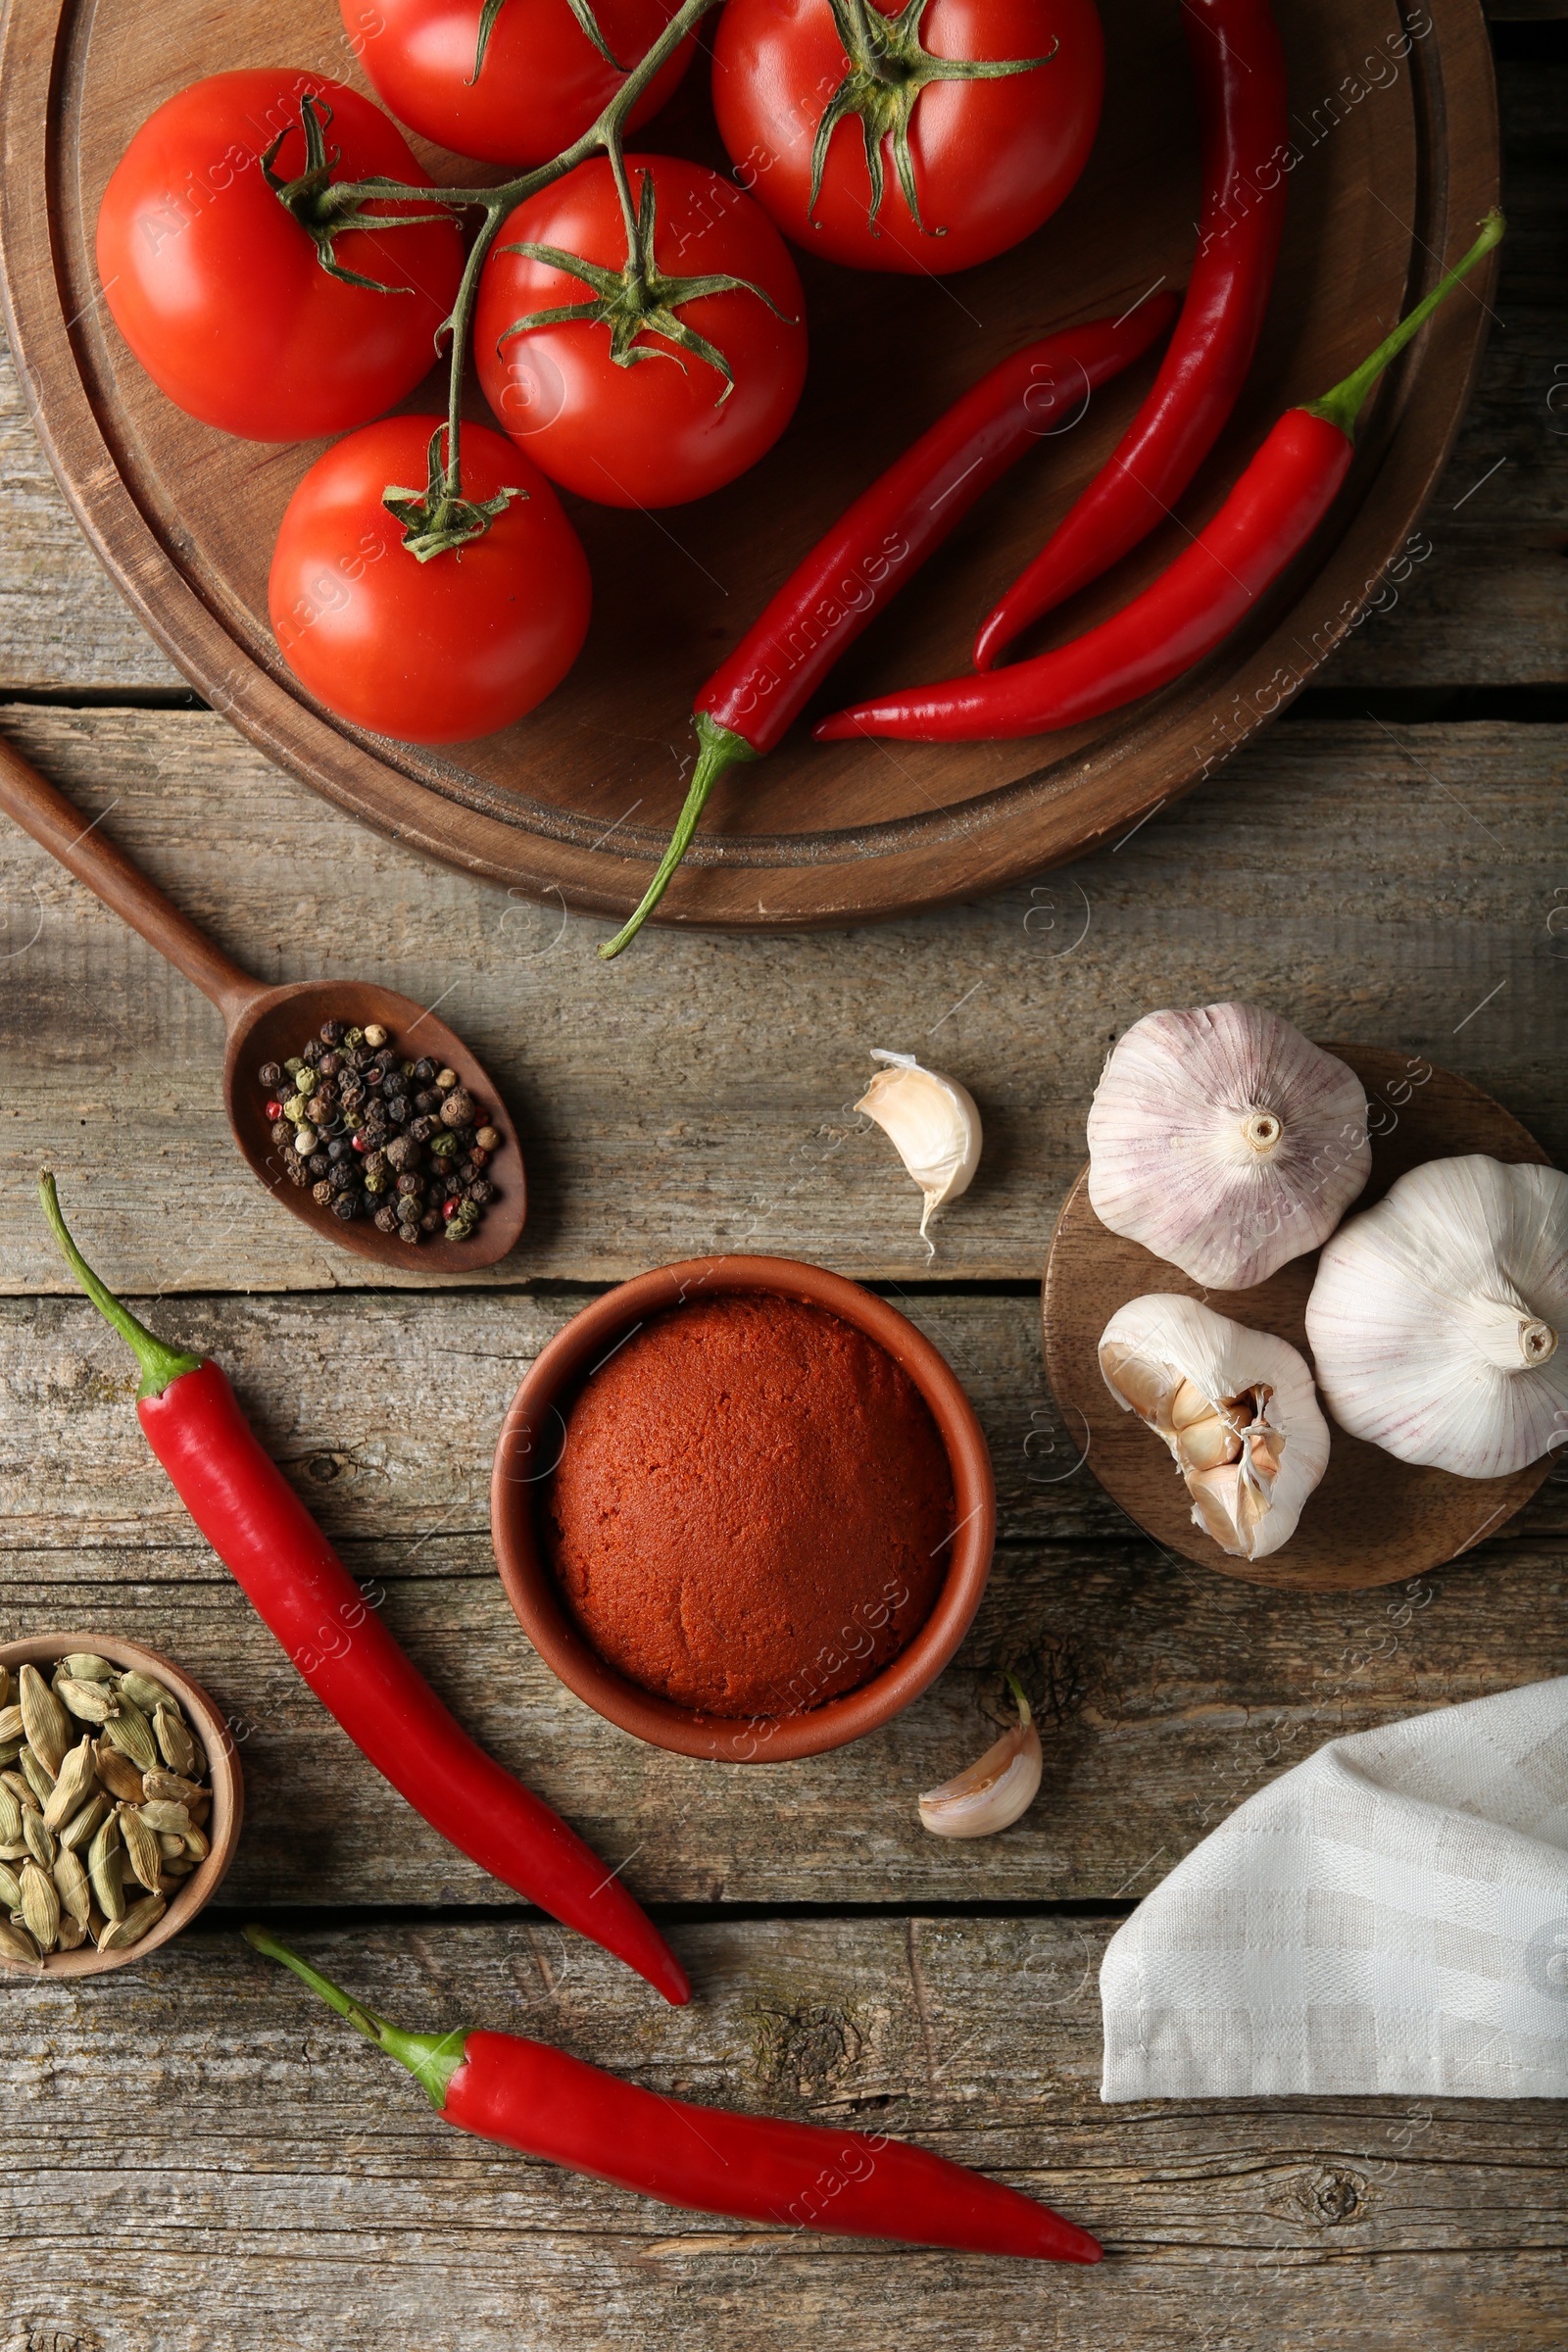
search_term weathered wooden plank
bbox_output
[1,1513,1561,1909]
[6,1288,1564,1559]
[1,706,1562,1292]
[1,1917,1562,2352]
[0,63,1560,697]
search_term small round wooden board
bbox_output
[0,0,1498,926]
[1041,1045,1556,1592]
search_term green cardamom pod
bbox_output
[18,1665,70,1777]
[54,1676,119,1728]
[97,1893,166,1952]
[54,1912,87,1951]
[18,1858,59,1952]
[52,1847,90,1932]
[152,1705,199,1779]
[88,1816,125,1924]
[119,1672,178,1718]
[103,1700,157,1774]
[143,1771,205,1809]
[0,1783,21,1845]
[42,1738,98,1834]
[0,1918,38,1965]
[20,1746,55,1807]
[119,1807,165,1895]
[22,1808,55,1871]
[0,1862,22,1912]
[59,1793,111,1854]
[135,1800,192,1836]
[0,1705,23,1747]
[93,1740,147,1805]
[60,1655,115,1683]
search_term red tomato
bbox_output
[269,416,591,743]
[343,0,695,168]
[96,71,464,442]
[711,0,1103,274]
[474,154,807,508]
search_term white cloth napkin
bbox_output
[1100,1678,1568,2100]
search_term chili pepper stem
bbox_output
[38,1171,202,1400]
[1307,209,1503,441]
[244,1925,468,2110]
[598,712,759,959]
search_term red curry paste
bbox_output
[544,1292,955,1717]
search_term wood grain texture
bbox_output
[0,0,1504,918]
[0,1916,1563,2351]
[5,1287,1563,1559]
[1,1276,1562,1908]
[0,705,1562,1291]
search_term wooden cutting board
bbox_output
[1042,1046,1557,1593]
[0,0,1499,926]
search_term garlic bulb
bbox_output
[1087,1004,1371,1289]
[858,1051,981,1247]
[1100,1295,1331,1559]
[1306,1155,1568,1478]
[918,1677,1041,1838]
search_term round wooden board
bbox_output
[1,0,1498,928]
[1041,1046,1557,1592]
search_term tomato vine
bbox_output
[281,0,732,543]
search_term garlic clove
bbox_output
[858,1051,982,1249]
[918,1677,1042,1838]
[1306,1154,1568,1478]
[1099,1294,1331,1560]
[1086,1003,1372,1290]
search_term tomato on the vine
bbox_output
[96,72,464,443]
[711,0,1103,274]
[269,416,591,743]
[343,0,696,168]
[474,154,808,508]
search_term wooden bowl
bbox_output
[1042,1045,1557,1592]
[0,0,1499,925]
[0,1633,243,1975]
[491,1254,996,1760]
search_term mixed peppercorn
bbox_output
[261,1019,501,1244]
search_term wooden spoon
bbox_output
[0,736,525,1270]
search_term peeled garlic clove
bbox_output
[1306,1154,1568,1477]
[1086,1003,1371,1290]
[1099,1294,1331,1560]
[858,1051,981,1247]
[918,1677,1042,1838]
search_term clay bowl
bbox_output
[0,1632,242,1976]
[491,1254,996,1762]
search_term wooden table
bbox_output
[0,16,1563,2346]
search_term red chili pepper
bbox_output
[973,0,1289,671]
[39,1175,688,2008]
[817,213,1503,746]
[245,1927,1102,2263]
[597,296,1178,958]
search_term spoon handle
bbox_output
[0,731,262,1027]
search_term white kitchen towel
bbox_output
[1101,1677,1568,2100]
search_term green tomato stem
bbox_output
[318,0,726,525]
